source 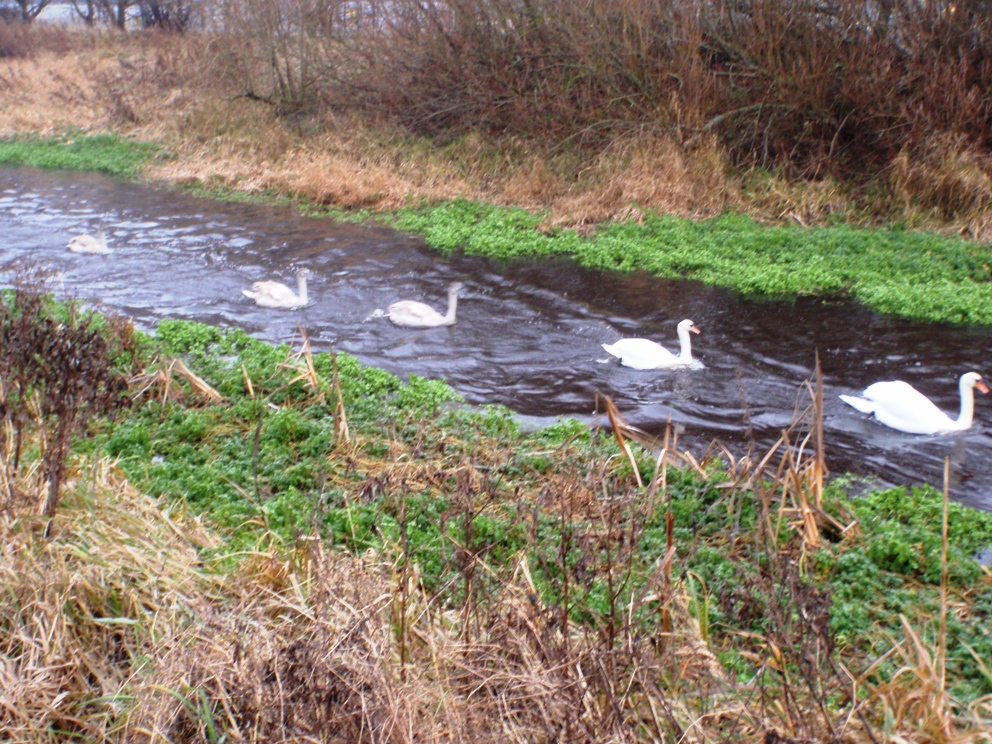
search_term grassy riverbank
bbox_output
[4,133,992,325]
[2,287,992,741]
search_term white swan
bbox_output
[67,228,111,255]
[840,372,989,434]
[387,282,463,328]
[602,319,701,370]
[242,268,310,309]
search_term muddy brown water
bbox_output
[3,167,992,509]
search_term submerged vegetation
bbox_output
[2,287,992,741]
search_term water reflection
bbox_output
[2,166,991,508]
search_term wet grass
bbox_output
[0,132,161,178]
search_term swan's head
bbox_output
[678,319,701,335]
[962,372,990,394]
[295,268,312,278]
[449,282,464,294]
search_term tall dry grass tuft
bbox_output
[891,133,992,241]
[0,459,223,741]
[869,616,959,743]
[131,547,417,743]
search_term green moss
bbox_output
[0,133,161,178]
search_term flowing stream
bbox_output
[3,167,992,509]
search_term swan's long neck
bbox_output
[443,288,459,324]
[677,326,693,361]
[955,378,977,428]
[297,274,308,305]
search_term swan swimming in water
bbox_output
[67,228,111,255]
[387,282,463,328]
[602,319,701,370]
[840,371,989,434]
[242,268,310,309]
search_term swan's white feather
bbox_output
[67,233,111,255]
[242,273,308,309]
[602,339,678,370]
[387,283,462,328]
[837,394,875,414]
[602,319,699,370]
[840,378,978,435]
[861,381,955,434]
[387,300,446,327]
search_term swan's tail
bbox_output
[242,289,259,301]
[364,308,387,323]
[839,394,875,414]
[601,343,621,359]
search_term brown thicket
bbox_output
[212,0,992,214]
[358,0,992,174]
[3,2,992,227]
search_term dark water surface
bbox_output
[3,167,992,508]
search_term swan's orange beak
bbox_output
[977,380,990,394]
[690,325,701,334]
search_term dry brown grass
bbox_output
[891,133,992,242]
[0,457,224,741]
[0,30,788,228]
[0,445,747,744]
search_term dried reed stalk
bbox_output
[171,359,223,402]
[600,392,644,488]
[279,328,324,402]
[331,349,350,445]
[129,358,222,405]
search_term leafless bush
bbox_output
[0,16,74,56]
[212,0,992,209]
[138,0,202,31]
[215,0,358,111]
[0,16,32,56]
[0,275,136,527]
[10,0,53,23]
